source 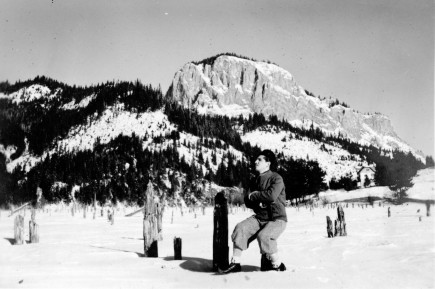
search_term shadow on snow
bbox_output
[163,256,260,273]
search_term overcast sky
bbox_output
[1,0,433,156]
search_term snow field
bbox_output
[1,202,434,289]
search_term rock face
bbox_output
[168,55,413,153]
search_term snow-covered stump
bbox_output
[174,237,182,260]
[426,201,431,217]
[29,209,39,243]
[326,216,334,238]
[213,192,229,272]
[14,215,24,245]
[143,181,159,258]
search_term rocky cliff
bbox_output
[168,55,415,154]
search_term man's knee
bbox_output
[257,230,269,243]
[232,222,247,241]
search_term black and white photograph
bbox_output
[0,0,434,288]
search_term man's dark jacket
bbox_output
[244,170,287,222]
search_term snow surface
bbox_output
[1,198,434,289]
[407,168,435,200]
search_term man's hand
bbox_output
[249,191,267,208]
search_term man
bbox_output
[221,150,287,273]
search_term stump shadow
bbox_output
[4,237,15,245]
[3,238,30,245]
[90,245,145,257]
[163,256,260,273]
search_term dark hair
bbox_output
[258,149,277,171]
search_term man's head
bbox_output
[255,150,277,174]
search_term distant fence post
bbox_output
[426,201,431,217]
[143,181,159,257]
[14,215,24,245]
[213,192,229,271]
[388,207,391,218]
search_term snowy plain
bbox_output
[1,169,434,289]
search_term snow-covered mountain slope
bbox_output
[0,84,61,104]
[168,55,423,160]
[407,167,435,200]
[241,126,368,183]
[4,101,245,178]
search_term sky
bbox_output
[0,0,433,156]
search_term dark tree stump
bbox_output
[213,192,229,271]
[426,201,431,217]
[14,215,24,245]
[326,216,333,238]
[388,207,391,218]
[174,237,182,260]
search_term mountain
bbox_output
[0,56,429,206]
[168,54,421,158]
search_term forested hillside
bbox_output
[0,77,431,206]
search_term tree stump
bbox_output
[388,207,391,218]
[14,215,24,245]
[326,216,333,238]
[156,203,164,241]
[143,181,159,257]
[174,237,182,260]
[334,219,339,236]
[213,192,229,271]
[28,208,39,243]
[426,201,431,217]
[337,205,347,236]
[29,220,39,243]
